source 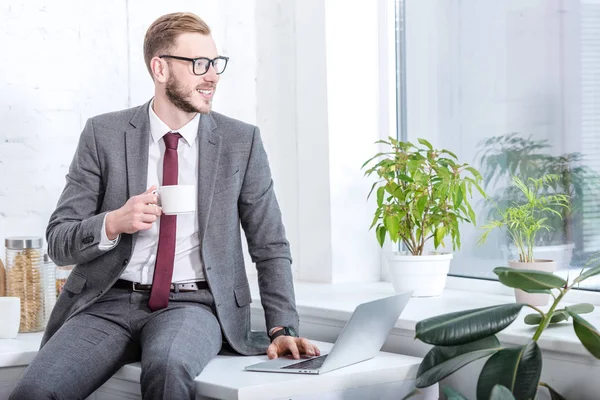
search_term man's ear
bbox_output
[151,56,168,83]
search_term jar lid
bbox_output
[5,236,43,249]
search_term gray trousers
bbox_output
[9,285,222,400]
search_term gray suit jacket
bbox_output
[43,100,299,355]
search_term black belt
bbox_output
[113,279,209,293]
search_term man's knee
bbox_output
[10,380,57,400]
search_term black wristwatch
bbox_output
[269,326,298,342]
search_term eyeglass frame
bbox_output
[158,55,229,76]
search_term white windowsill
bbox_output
[249,278,600,362]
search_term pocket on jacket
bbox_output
[233,285,252,307]
[64,272,87,294]
[214,169,240,195]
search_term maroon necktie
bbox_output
[148,132,181,311]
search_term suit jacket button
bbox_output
[82,236,94,244]
[122,259,129,266]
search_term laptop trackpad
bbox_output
[245,354,328,371]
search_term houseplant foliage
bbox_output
[478,175,570,263]
[476,133,600,246]
[412,260,600,399]
[362,137,486,255]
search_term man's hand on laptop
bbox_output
[267,336,321,360]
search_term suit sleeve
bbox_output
[238,127,300,334]
[46,118,109,266]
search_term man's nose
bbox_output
[203,65,219,82]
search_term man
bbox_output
[10,12,318,400]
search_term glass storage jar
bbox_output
[5,237,44,332]
[55,265,73,297]
[42,253,57,325]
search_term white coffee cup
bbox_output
[0,297,21,339]
[154,185,196,215]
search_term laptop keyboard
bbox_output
[282,355,328,370]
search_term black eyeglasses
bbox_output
[159,55,229,76]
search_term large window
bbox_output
[398,0,600,290]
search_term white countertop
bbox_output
[0,331,43,368]
[0,336,424,400]
[249,279,600,361]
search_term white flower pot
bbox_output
[508,260,557,306]
[385,252,453,297]
[504,243,574,270]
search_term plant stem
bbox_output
[532,289,566,342]
[525,304,545,317]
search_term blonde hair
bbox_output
[144,12,211,78]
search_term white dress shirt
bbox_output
[99,100,204,283]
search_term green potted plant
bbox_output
[362,137,486,296]
[477,133,600,268]
[478,175,570,306]
[411,260,600,399]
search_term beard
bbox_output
[165,74,212,114]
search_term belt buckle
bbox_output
[132,282,143,292]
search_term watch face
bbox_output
[286,326,298,337]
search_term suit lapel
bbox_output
[197,113,221,242]
[124,101,151,247]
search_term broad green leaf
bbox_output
[567,311,600,359]
[434,226,447,249]
[415,304,524,346]
[384,215,400,243]
[418,138,433,150]
[416,195,427,218]
[489,385,516,400]
[524,311,568,326]
[454,184,464,209]
[443,387,469,400]
[493,267,567,290]
[573,263,600,285]
[476,341,542,400]
[566,303,594,315]
[416,336,501,388]
[376,186,385,207]
[539,382,567,400]
[524,314,542,325]
[376,225,386,247]
[397,173,414,183]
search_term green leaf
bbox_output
[476,341,542,400]
[489,385,516,400]
[416,195,427,218]
[443,387,469,400]
[523,311,569,326]
[566,303,594,315]
[418,138,433,150]
[493,267,567,290]
[434,226,447,249]
[376,225,386,247]
[376,186,385,207]
[415,304,524,346]
[384,215,400,243]
[573,263,600,285]
[416,336,501,388]
[567,311,600,359]
[524,313,542,325]
[539,382,567,400]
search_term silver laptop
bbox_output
[244,292,411,375]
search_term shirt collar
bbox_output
[148,99,200,146]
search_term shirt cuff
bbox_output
[99,213,120,250]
